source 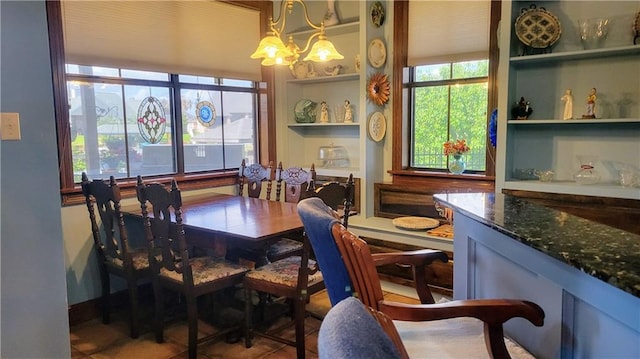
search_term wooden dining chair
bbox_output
[136,176,250,359]
[266,162,317,262]
[312,173,355,228]
[81,172,151,339]
[298,197,545,359]
[238,159,274,199]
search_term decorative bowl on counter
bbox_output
[318,144,350,168]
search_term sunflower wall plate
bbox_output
[367,72,390,106]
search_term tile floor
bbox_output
[70,289,422,359]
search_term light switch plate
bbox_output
[1,112,21,140]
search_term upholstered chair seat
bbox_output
[244,256,323,287]
[108,249,149,271]
[158,257,249,286]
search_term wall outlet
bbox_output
[1,112,21,140]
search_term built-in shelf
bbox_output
[287,73,359,84]
[507,118,640,125]
[288,122,360,128]
[503,180,640,200]
[510,45,640,67]
[315,166,361,178]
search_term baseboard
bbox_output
[68,283,153,327]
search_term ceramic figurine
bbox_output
[320,101,329,123]
[582,87,597,119]
[512,97,533,120]
[561,89,573,120]
[344,100,353,123]
[324,64,343,76]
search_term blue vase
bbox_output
[448,154,466,174]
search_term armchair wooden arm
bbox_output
[378,299,545,326]
[372,249,448,304]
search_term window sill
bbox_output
[61,171,238,206]
[388,169,495,181]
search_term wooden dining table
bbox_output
[121,193,304,262]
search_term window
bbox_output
[47,1,274,205]
[407,60,489,172]
[67,65,258,182]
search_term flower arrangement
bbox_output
[443,139,470,157]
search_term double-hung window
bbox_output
[66,66,258,182]
[407,60,489,172]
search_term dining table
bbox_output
[121,192,304,264]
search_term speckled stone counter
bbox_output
[434,192,640,358]
[434,192,640,297]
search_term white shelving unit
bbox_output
[496,1,640,200]
[274,0,390,217]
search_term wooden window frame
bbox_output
[390,1,500,181]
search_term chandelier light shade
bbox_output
[251,0,344,68]
[303,35,344,62]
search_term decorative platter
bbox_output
[368,111,386,142]
[370,1,385,27]
[368,38,387,68]
[514,4,561,49]
[294,99,318,123]
[392,216,440,231]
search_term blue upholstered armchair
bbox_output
[298,197,545,359]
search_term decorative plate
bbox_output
[514,4,561,49]
[294,99,318,123]
[367,72,390,106]
[392,216,440,231]
[370,1,385,27]
[368,111,386,142]
[368,38,387,68]
[195,101,216,127]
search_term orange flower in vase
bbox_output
[443,139,470,174]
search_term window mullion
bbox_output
[172,74,185,174]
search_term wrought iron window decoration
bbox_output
[250,0,344,69]
[136,96,166,144]
[196,100,216,127]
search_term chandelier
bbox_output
[250,0,344,68]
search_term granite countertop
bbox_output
[433,192,640,298]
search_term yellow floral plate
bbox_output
[392,216,440,231]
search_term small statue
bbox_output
[319,101,329,123]
[512,96,533,120]
[582,87,597,119]
[561,89,573,120]
[344,100,353,123]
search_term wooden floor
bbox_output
[70,289,422,359]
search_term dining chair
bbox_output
[81,172,151,339]
[241,172,354,359]
[238,159,274,200]
[298,197,545,359]
[265,162,317,262]
[136,176,250,359]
